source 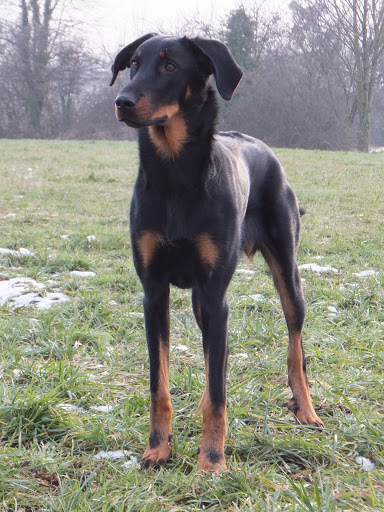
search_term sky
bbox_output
[0,0,291,53]
[80,0,291,51]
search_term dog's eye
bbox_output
[165,62,176,72]
[131,60,138,70]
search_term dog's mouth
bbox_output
[115,101,179,128]
[117,114,169,128]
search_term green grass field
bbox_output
[0,139,383,511]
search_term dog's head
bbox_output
[110,34,243,128]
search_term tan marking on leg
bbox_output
[197,353,227,473]
[286,332,323,426]
[149,340,172,438]
[262,246,324,427]
[196,233,219,267]
[195,298,202,329]
[198,400,227,472]
[136,230,163,268]
[142,340,173,468]
[148,113,188,159]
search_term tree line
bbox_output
[1,0,384,151]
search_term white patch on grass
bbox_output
[0,277,68,309]
[0,247,35,257]
[60,235,69,240]
[47,280,59,286]
[236,269,256,275]
[234,353,248,359]
[248,294,266,302]
[13,369,22,380]
[175,344,189,352]
[123,456,139,470]
[87,235,96,242]
[299,263,339,273]
[70,271,96,277]
[339,283,359,290]
[352,270,378,278]
[355,456,375,471]
[127,312,144,318]
[59,404,87,414]
[327,305,339,318]
[90,405,114,413]
[35,292,68,309]
[12,292,42,307]
[94,450,131,460]
[0,278,44,303]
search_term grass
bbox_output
[0,139,383,511]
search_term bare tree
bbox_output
[289,1,354,148]
[293,0,384,151]
[0,0,98,138]
[331,0,384,151]
[17,0,57,136]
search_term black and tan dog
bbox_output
[110,34,324,473]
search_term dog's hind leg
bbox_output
[260,237,324,428]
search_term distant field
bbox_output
[0,139,383,511]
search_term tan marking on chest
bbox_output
[148,113,188,159]
[136,230,163,267]
[196,234,219,267]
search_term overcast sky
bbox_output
[1,0,291,52]
[83,0,291,51]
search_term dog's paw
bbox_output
[197,448,227,474]
[285,397,300,413]
[285,397,324,428]
[141,441,172,470]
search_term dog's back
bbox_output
[215,131,300,257]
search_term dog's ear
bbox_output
[190,38,243,100]
[110,33,157,86]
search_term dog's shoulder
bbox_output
[215,131,277,163]
[214,131,283,181]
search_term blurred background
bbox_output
[1,0,383,151]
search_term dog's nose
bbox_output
[115,95,137,110]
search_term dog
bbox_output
[110,33,324,473]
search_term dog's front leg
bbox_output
[194,288,229,473]
[141,283,173,469]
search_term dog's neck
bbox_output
[147,115,188,160]
[139,86,218,170]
